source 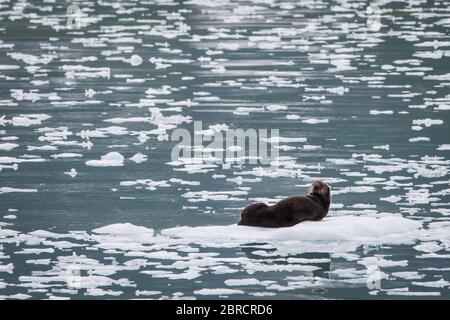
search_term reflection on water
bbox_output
[0,0,450,299]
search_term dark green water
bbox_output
[0,0,450,299]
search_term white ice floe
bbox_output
[85,152,124,167]
[2,114,51,127]
[64,169,78,178]
[51,153,83,159]
[437,144,450,151]
[370,110,393,115]
[0,187,38,194]
[392,272,423,280]
[0,143,18,151]
[193,288,244,296]
[120,179,170,191]
[412,118,443,128]
[412,279,450,288]
[61,65,110,80]
[414,241,443,253]
[93,223,154,237]
[162,214,422,250]
[262,136,307,143]
[409,137,430,142]
[265,104,287,111]
[224,278,261,286]
[92,223,155,245]
[7,52,54,65]
[302,118,329,124]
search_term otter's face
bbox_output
[238,203,268,226]
[309,181,331,199]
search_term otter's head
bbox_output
[308,181,331,200]
[238,203,269,226]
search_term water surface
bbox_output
[0,0,450,299]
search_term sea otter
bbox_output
[237,181,331,228]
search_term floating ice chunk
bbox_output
[0,293,32,300]
[392,272,423,280]
[85,288,123,296]
[218,42,240,51]
[414,40,450,48]
[302,118,329,124]
[7,52,54,65]
[162,215,421,244]
[136,290,162,296]
[85,89,96,98]
[120,179,170,191]
[262,136,306,143]
[327,86,349,95]
[409,137,430,142]
[437,144,450,151]
[129,153,147,163]
[370,110,394,115]
[411,164,447,179]
[0,65,20,70]
[412,279,450,288]
[169,178,200,186]
[265,104,287,111]
[329,58,355,72]
[25,259,51,265]
[182,190,247,202]
[224,278,261,286]
[85,152,124,167]
[414,50,443,59]
[327,158,357,165]
[0,187,38,194]
[145,86,172,96]
[193,288,244,296]
[104,117,150,124]
[424,73,450,81]
[51,153,83,159]
[27,145,58,151]
[0,143,18,151]
[0,156,44,165]
[333,186,376,195]
[414,241,443,253]
[10,114,51,127]
[93,223,154,237]
[0,263,14,273]
[380,195,401,203]
[64,168,77,178]
[61,65,110,80]
[412,119,443,127]
[10,90,41,102]
[359,256,408,268]
[435,104,450,110]
[373,145,389,151]
[92,223,155,245]
[406,189,432,204]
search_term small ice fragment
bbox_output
[64,168,78,178]
[85,152,124,167]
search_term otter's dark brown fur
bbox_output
[237,181,331,228]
